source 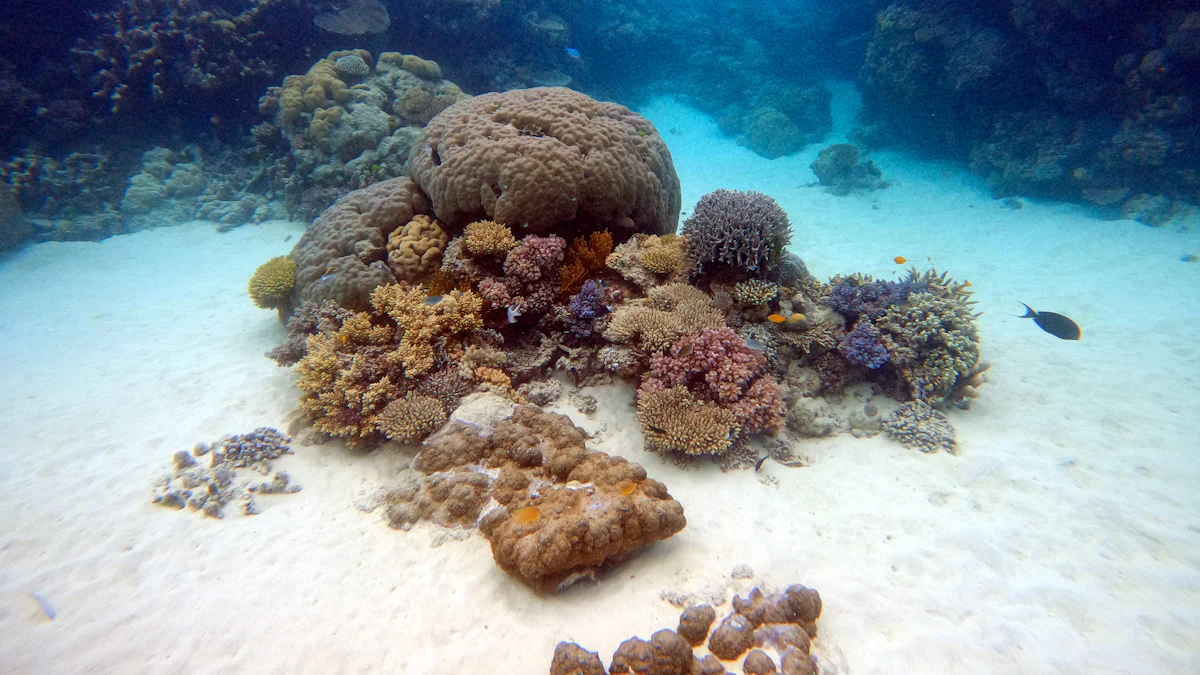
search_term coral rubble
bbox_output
[152,428,300,518]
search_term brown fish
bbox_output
[1020,303,1081,340]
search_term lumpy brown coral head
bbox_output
[408,87,681,238]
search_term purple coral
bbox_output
[503,235,566,283]
[681,189,792,279]
[569,280,607,320]
[838,321,891,369]
[824,279,924,321]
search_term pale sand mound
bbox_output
[1,92,1199,674]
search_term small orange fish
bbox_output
[617,480,637,496]
[340,334,348,344]
[512,505,541,525]
[893,256,907,264]
[324,266,335,274]
[766,314,786,324]
[964,280,972,287]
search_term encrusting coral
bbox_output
[248,256,297,311]
[408,87,681,236]
[549,583,822,674]
[386,402,687,593]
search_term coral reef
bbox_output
[681,189,792,281]
[376,392,448,444]
[248,256,297,311]
[385,214,449,282]
[287,177,431,311]
[603,283,725,352]
[266,301,354,366]
[810,144,889,196]
[386,401,686,593]
[0,189,31,251]
[408,87,681,237]
[883,400,957,455]
[606,234,693,289]
[463,220,516,257]
[479,234,568,316]
[152,428,300,518]
[550,583,822,674]
[256,50,470,212]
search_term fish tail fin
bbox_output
[1019,303,1037,318]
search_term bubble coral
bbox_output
[408,87,681,236]
[248,256,297,310]
[681,189,792,280]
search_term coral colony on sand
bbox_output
[234,83,985,607]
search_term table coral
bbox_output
[606,234,692,289]
[408,87,681,236]
[387,404,686,593]
[603,283,725,352]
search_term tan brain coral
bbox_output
[288,177,430,311]
[385,214,449,282]
[408,87,681,236]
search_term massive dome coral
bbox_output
[407,87,681,237]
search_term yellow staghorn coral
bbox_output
[607,233,692,288]
[463,220,516,256]
[369,283,483,377]
[376,392,448,444]
[386,214,450,283]
[637,386,740,456]
[248,256,297,310]
[295,331,406,447]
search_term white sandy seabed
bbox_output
[2,90,1199,675]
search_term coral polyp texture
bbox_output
[549,584,822,674]
[681,189,792,281]
[408,87,682,237]
[386,401,687,593]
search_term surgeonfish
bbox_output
[1019,303,1081,340]
[424,295,443,305]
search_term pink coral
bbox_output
[478,235,566,314]
[639,327,785,437]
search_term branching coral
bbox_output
[732,279,779,306]
[639,327,786,437]
[560,230,613,296]
[636,386,740,456]
[837,321,891,369]
[606,233,692,289]
[877,289,980,404]
[267,300,354,366]
[883,400,957,454]
[463,219,516,256]
[478,234,567,315]
[248,256,297,310]
[376,392,448,444]
[681,189,792,281]
[370,284,484,377]
[823,275,924,322]
[603,283,725,351]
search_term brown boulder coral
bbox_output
[408,87,681,237]
[548,584,823,675]
[288,177,430,311]
[385,214,449,282]
[387,404,686,593]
